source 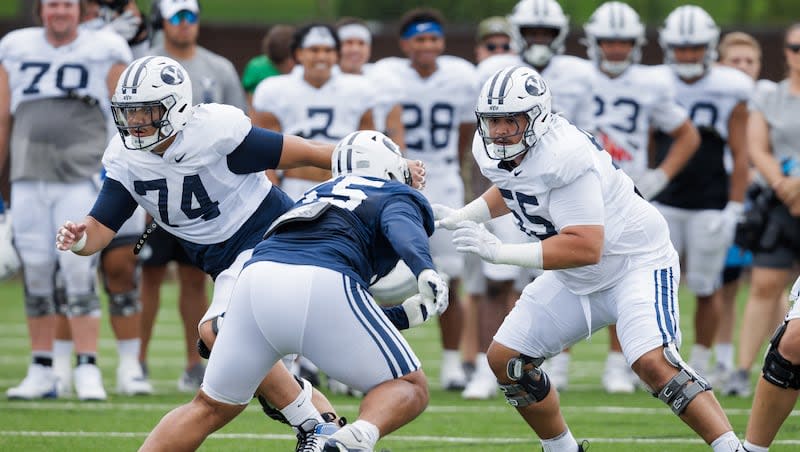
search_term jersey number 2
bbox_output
[134,175,220,226]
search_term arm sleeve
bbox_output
[381,305,410,330]
[88,177,138,232]
[380,198,435,278]
[226,127,285,174]
[548,171,605,230]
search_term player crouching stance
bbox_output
[138,131,448,451]
[434,66,743,451]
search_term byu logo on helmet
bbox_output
[525,75,546,96]
[160,65,185,85]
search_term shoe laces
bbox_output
[295,431,322,452]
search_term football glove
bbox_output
[401,293,437,328]
[417,269,449,316]
[432,197,491,230]
[708,201,744,243]
[106,10,142,41]
[636,168,669,200]
[452,221,501,262]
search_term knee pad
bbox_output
[108,290,142,317]
[762,322,800,390]
[64,294,101,317]
[499,354,550,407]
[24,294,56,317]
[655,343,712,415]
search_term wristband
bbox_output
[494,241,543,269]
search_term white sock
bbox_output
[743,440,769,451]
[117,338,141,360]
[442,349,461,367]
[54,340,73,359]
[280,381,322,427]
[349,420,380,447]
[541,428,578,452]
[710,431,743,452]
[689,344,712,374]
[715,343,734,369]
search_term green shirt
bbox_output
[241,55,280,94]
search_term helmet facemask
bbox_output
[111,96,180,152]
[477,107,541,161]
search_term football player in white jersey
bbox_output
[584,1,701,394]
[1,0,132,401]
[654,5,753,382]
[476,0,596,131]
[336,17,406,150]
[436,65,743,452]
[252,23,376,202]
[373,7,476,391]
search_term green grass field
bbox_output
[0,276,798,451]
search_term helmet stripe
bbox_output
[495,66,520,105]
[121,56,157,95]
[485,67,504,105]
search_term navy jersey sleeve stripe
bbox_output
[380,198,435,277]
[226,126,285,174]
[88,177,138,232]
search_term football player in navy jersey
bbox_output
[137,130,449,451]
[54,56,427,450]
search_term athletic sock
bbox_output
[541,428,578,452]
[742,440,769,452]
[710,431,743,452]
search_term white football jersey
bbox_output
[251,69,377,144]
[373,56,478,174]
[103,104,273,245]
[594,64,688,181]
[476,54,596,131]
[660,65,753,140]
[362,63,406,134]
[0,27,131,124]
[473,116,675,294]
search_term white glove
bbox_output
[432,197,491,230]
[708,201,744,243]
[636,168,669,200]
[401,293,437,328]
[417,269,449,316]
[452,221,501,262]
[105,10,142,41]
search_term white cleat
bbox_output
[6,364,58,400]
[74,364,107,401]
[440,351,467,391]
[116,358,153,396]
[602,352,635,394]
[323,425,373,452]
[461,353,498,400]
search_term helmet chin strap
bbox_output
[600,59,631,76]
[523,44,554,68]
[672,62,705,80]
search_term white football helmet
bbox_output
[475,66,552,161]
[584,2,646,76]
[111,56,193,152]
[0,212,20,281]
[659,5,720,80]
[507,0,569,67]
[332,130,411,184]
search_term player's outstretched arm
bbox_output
[433,185,508,230]
[55,217,116,256]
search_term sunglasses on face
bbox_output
[485,42,511,52]
[786,43,800,53]
[168,10,198,25]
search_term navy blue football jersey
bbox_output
[248,175,435,288]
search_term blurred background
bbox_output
[2,1,799,81]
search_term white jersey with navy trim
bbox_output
[373,56,478,174]
[473,116,676,295]
[476,54,596,131]
[594,64,688,182]
[0,27,132,133]
[251,69,377,144]
[362,62,406,135]
[102,104,272,245]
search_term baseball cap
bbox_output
[160,0,199,20]
[477,16,514,41]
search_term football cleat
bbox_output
[116,357,153,395]
[602,352,635,394]
[295,419,339,452]
[722,369,752,397]
[74,363,107,401]
[322,425,373,451]
[177,362,205,393]
[440,350,467,391]
[6,364,58,400]
[461,353,498,400]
